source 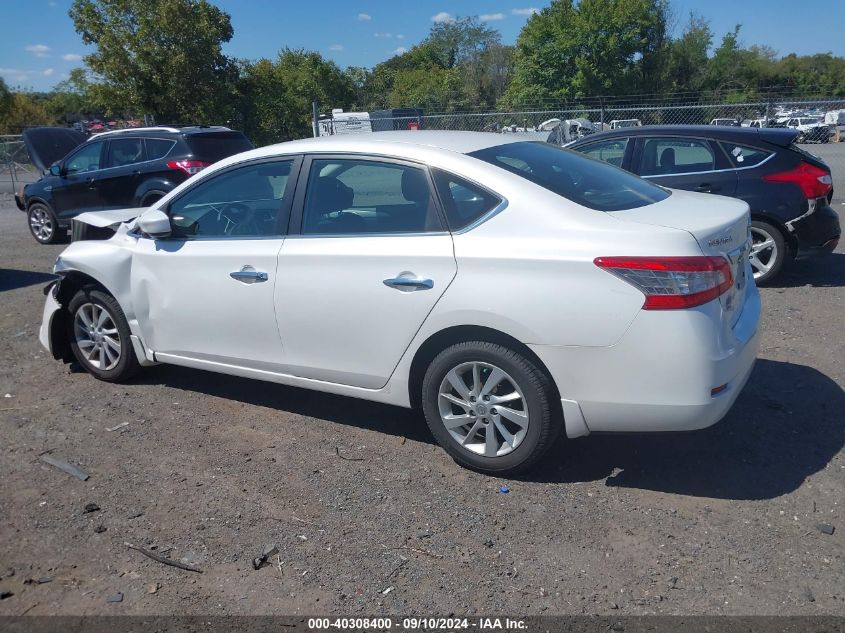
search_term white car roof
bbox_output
[210,131,524,171]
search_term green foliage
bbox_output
[0,92,54,134]
[0,78,12,121]
[501,0,671,106]
[69,0,236,123]
[237,49,354,145]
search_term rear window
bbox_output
[469,142,669,212]
[185,132,253,163]
[721,143,772,168]
[432,169,502,230]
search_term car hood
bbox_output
[74,208,147,229]
[21,127,87,172]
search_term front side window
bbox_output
[469,141,669,212]
[106,138,144,168]
[576,138,628,168]
[65,141,104,174]
[168,160,294,238]
[302,159,442,235]
[638,137,715,176]
[432,169,501,230]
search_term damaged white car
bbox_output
[40,132,760,474]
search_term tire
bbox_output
[749,220,787,285]
[66,287,142,382]
[141,191,165,206]
[421,341,561,475]
[27,202,63,244]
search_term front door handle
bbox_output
[383,276,434,291]
[230,267,268,283]
[695,183,721,193]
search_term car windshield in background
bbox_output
[185,132,254,162]
[469,142,670,212]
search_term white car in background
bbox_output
[39,132,760,474]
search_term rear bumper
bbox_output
[531,281,761,436]
[792,203,840,259]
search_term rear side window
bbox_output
[185,132,253,163]
[145,138,176,160]
[469,142,669,212]
[575,138,628,168]
[432,169,501,230]
[721,143,772,168]
[106,138,144,168]
[639,138,715,176]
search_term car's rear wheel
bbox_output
[749,220,786,285]
[421,341,561,475]
[28,203,63,244]
[67,287,141,382]
[141,191,165,206]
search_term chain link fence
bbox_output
[315,97,845,198]
[0,135,38,196]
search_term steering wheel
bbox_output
[221,202,258,236]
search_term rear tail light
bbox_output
[167,159,210,176]
[763,161,832,199]
[594,256,733,310]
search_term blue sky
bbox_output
[2,0,843,92]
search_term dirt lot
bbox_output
[0,196,843,618]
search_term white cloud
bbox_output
[393,47,408,55]
[49,1,57,6]
[0,68,30,83]
[25,44,51,57]
[43,68,55,76]
[511,7,540,16]
[396,34,405,39]
[480,13,505,21]
[357,13,371,21]
[62,53,83,62]
[431,11,455,23]
[374,32,393,38]
[329,44,344,51]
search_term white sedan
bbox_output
[39,132,760,474]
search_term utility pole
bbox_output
[312,101,320,138]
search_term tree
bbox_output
[69,0,236,123]
[0,92,54,134]
[501,0,672,107]
[666,13,712,93]
[44,68,94,123]
[237,49,354,145]
[0,78,12,122]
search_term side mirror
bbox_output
[49,164,63,177]
[137,209,171,239]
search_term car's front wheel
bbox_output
[421,341,561,475]
[66,287,142,382]
[28,203,63,244]
[749,220,787,285]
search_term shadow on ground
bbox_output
[141,357,842,501]
[0,269,55,292]
[770,252,845,288]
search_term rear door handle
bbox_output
[86,178,95,187]
[230,267,268,283]
[383,276,434,291]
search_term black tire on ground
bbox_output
[27,202,64,244]
[750,219,787,286]
[421,341,562,475]
[66,287,142,382]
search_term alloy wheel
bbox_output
[749,225,778,280]
[437,361,529,457]
[29,207,53,242]
[73,302,122,371]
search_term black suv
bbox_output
[567,125,840,284]
[16,126,253,244]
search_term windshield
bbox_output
[469,141,670,212]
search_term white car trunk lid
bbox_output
[609,189,751,325]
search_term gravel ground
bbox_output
[0,195,843,618]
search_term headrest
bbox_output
[660,147,676,168]
[313,176,354,213]
[401,169,430,205]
